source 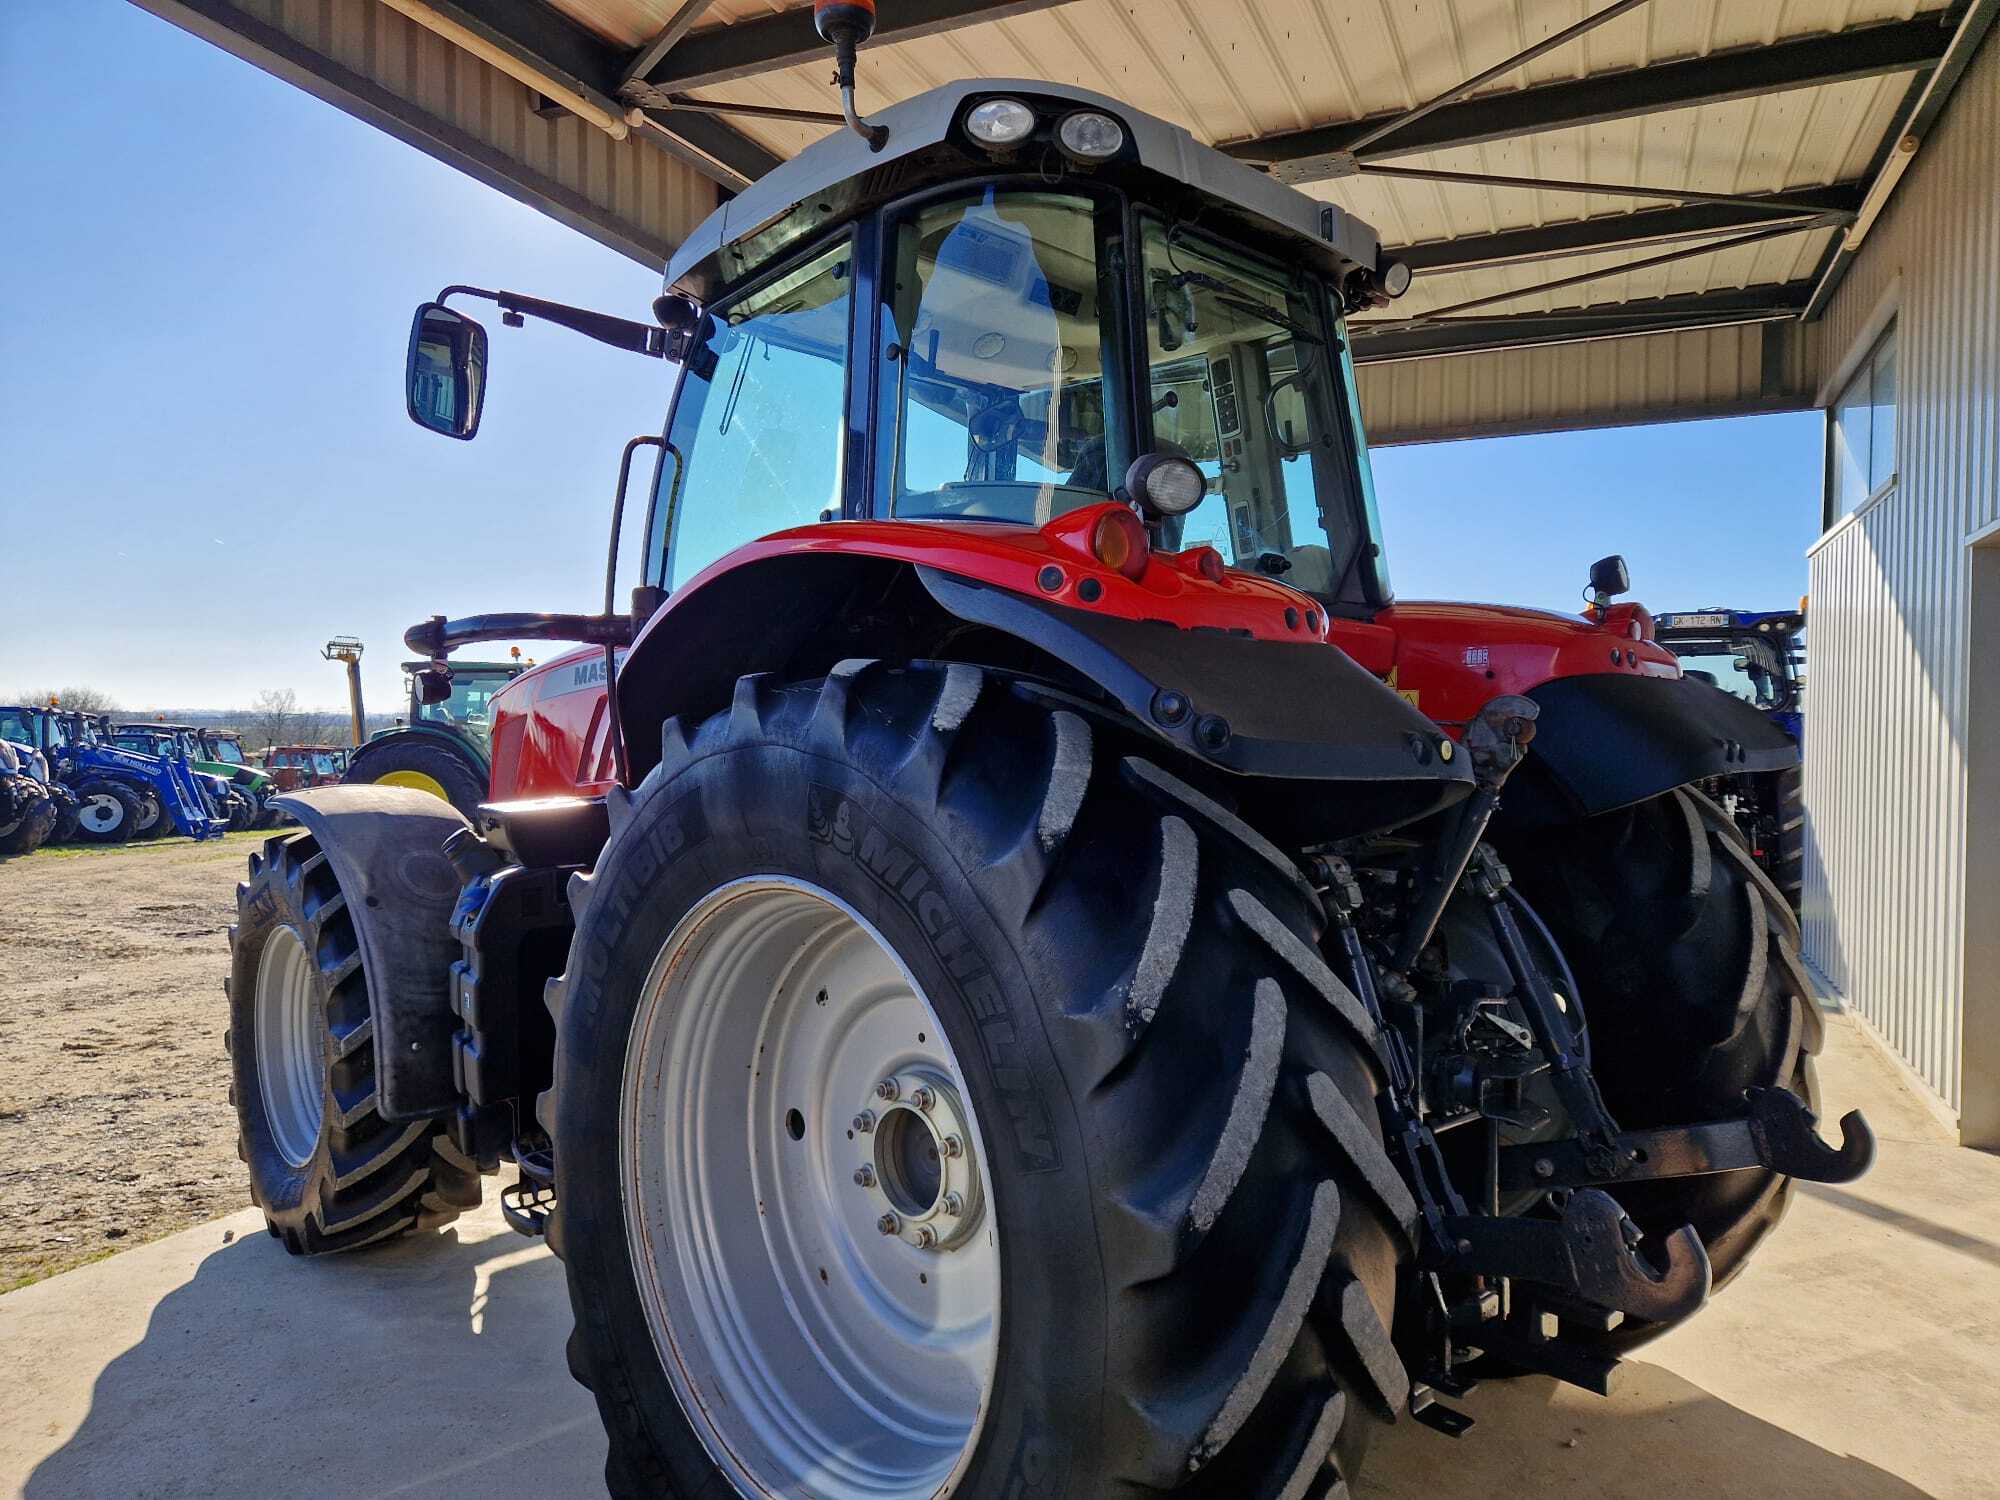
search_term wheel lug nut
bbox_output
[942,1192,964,1217]
[854,1165,876,1188]
[877,1213,901,1236]
[941,1134,964,1159]
[913,1226,938,1250]
[909,1085,935,1112]
[875,1078,900,1102]
[853,1111,875,1134]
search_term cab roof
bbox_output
[666,78,1383,301]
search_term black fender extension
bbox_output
[270,785,472,1120]
[1517,671,1800,821]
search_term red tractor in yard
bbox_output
[226,46,1871,1500]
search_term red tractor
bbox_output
[227,52,1869,1500]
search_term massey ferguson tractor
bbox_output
[227,29,1871,1500]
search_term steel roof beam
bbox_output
[415,0,782,186]
[621,0,721,86]
[636,0,1084,92]
[1348,283,1814,362]
[1230,17,1953,185]
[1393,184,1865,271]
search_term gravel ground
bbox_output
[0,832,271,1290]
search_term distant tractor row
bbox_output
[0,702,362,857]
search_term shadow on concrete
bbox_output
[24,1215,1940,1500]
[1361,1359,1933,1500]
[1801,1180,2000,1270]
[24,1221,604,1500]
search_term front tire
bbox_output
[1499,786,1818,1351]
[0,789,55,856]
[343,734,488,819]
[226,830,480,1253]
[132,787,170,840]
[549,662,1415,1500]
[73,778,142,844]
[49,784,81,845]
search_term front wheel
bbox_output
[549,663,1414,1500]
[0,787,55,856]
[72,778,142,844]
[343,734,488,820]
[225,830,481,1252]
[49,784,81,845]
[132,787,170,840]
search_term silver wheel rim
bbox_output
[78,794,124,834]
[255,924,326,1167]
[622,877,1000,1499]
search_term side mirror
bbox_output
[415,667,454,705]
[1589,554,1630,599]
[652,293,701,360]
[406,303,488,440]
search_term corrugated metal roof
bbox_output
[145,0,1966,432]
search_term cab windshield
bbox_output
[209,737,245,765]
[1672,637,1800,711]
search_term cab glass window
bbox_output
[877,190,1131,524]
[654,240,855,591]
[1138,218,1380,604]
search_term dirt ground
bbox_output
[0,832,270,1290]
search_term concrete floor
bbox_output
[4,1009,1996,1500]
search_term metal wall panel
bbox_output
[134,0,718,269]
[1356,317,1821,445]
[1803,32,2000,1123]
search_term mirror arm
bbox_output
[436,285,670,358]
[404,612,634,659]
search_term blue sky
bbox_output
[1,0,1826,713]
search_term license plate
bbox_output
[1665,612,1729,628]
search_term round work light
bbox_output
[1125,453,1206,517]
[1058,111,1126,159]
[966,98,1036,147]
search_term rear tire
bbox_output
[73,779,142,845]
[1498,786,1818,1351]
[343,734,488,820]
[226,830,480,1253]
[549,662,1415,1500]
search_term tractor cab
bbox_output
[648,83,1400,612]
[399,659,520,748]
[1654,608,1806,737]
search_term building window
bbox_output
[1827,321,1897,524]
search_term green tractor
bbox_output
[113,722,280,830]
[340,657,523,817]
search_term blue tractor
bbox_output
[111,722,258,830]
[1652,607,1806,913]
[0,704,227,844]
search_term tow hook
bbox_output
[1440,1189,1711,1326]
[1497,1086,1876,1193]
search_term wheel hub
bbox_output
[79,795,121,832]
[854,1071,984,1251]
